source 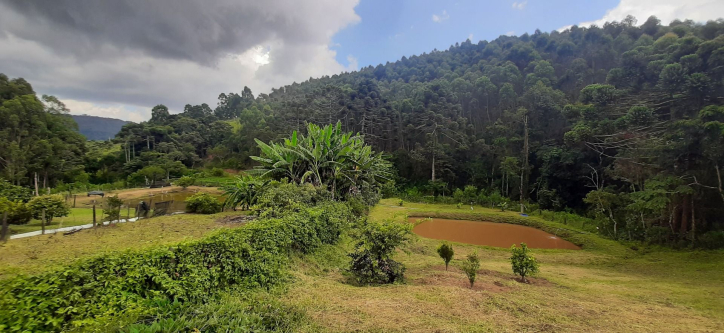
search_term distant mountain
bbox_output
[71,115,131,141]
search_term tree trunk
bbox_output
[1,212,8,243]
[520,114,529,213]
[716,163,724,205]
[34,172,39,196]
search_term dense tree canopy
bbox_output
[3,15,724,246]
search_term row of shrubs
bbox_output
[0,194,355,331]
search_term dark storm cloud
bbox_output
[0,0,330,64]
[0,0,359,121]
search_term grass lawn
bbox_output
[0,211,246,280]
[8,208,96,235]
[281,199,724,332]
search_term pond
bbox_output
[77,189,224,215]
[125,191,224,214]
[410,218,580,250]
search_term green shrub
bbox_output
[2,200,31,225]
[208,168,227,177]
[398,199,404,206]
[510,243,539,283]
[698,231,724,249]
[254,181,318,217]
[0,200,354,331]
[27,195,70,225]
[185,193,222,214]
[436,242,454,270]
[0,180,32,202]
[461,251,480,288]
[122,291,306,333]
[348,219,412,284]
[103,195,124,222]
[174,176,195,189]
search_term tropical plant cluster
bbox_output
[252,122,392,203]
[0,187,355,331]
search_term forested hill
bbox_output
[71,115,130,141]
[6,14,718,244]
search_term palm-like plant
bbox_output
[252,122,391,199]
[222,175,269,211]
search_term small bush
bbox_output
[254,181,318,217]
[348,219,412,284]
[461,251,480,288]
[698,231,724,249]
[456,202,463,209]
[174,176,195,189]
[398,199,404,206]
[27,195,70,225]
[208,168,227,177]
[436,242,454,270]
[498,200,510,212]
[2,200,31,225]
[185,193,222,214]
[510,243,539,282]
[103,195,124,222]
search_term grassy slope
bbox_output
[0,211,244,280]
[282,199,724,332]
[9,208,95,234]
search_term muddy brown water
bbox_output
[410,218,580,250]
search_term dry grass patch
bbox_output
[0,211,245,279]
[281,200,724,332]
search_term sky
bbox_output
[0,0,722,122]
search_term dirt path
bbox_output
[71,186,222,206]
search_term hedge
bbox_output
[0,201,353,332]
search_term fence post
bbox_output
[127,203,130,222]
[92,203,97,227]
[73,195,77,208]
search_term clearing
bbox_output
[282,199,724,332]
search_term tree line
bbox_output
[2,15,724,246]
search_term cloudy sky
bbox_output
[0,0,722,122]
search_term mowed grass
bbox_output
[9,208,95,234]
[0,211,245,280]
[282,199,724,332]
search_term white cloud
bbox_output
[432,10,450,23]
[468,33,474,41]
[561,0,724,30]
[505,31,516,36]
[346,55,359,71]
[512,1,527,10]
[63,99,149,123]
[0,0,361,122]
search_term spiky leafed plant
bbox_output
[251,122,391,199]
[222,175,269,211]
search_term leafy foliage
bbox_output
[26,195,69,225]
[461,251,480,288]
[184,192,222,214]
[348,219,412,284]
[174,175,195,189]
[103,195,123,222]
[0,190,355,331]
[436,242,455,270]
[510,243,539,282]
[223,175,269,211]
[252,122,392,200]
